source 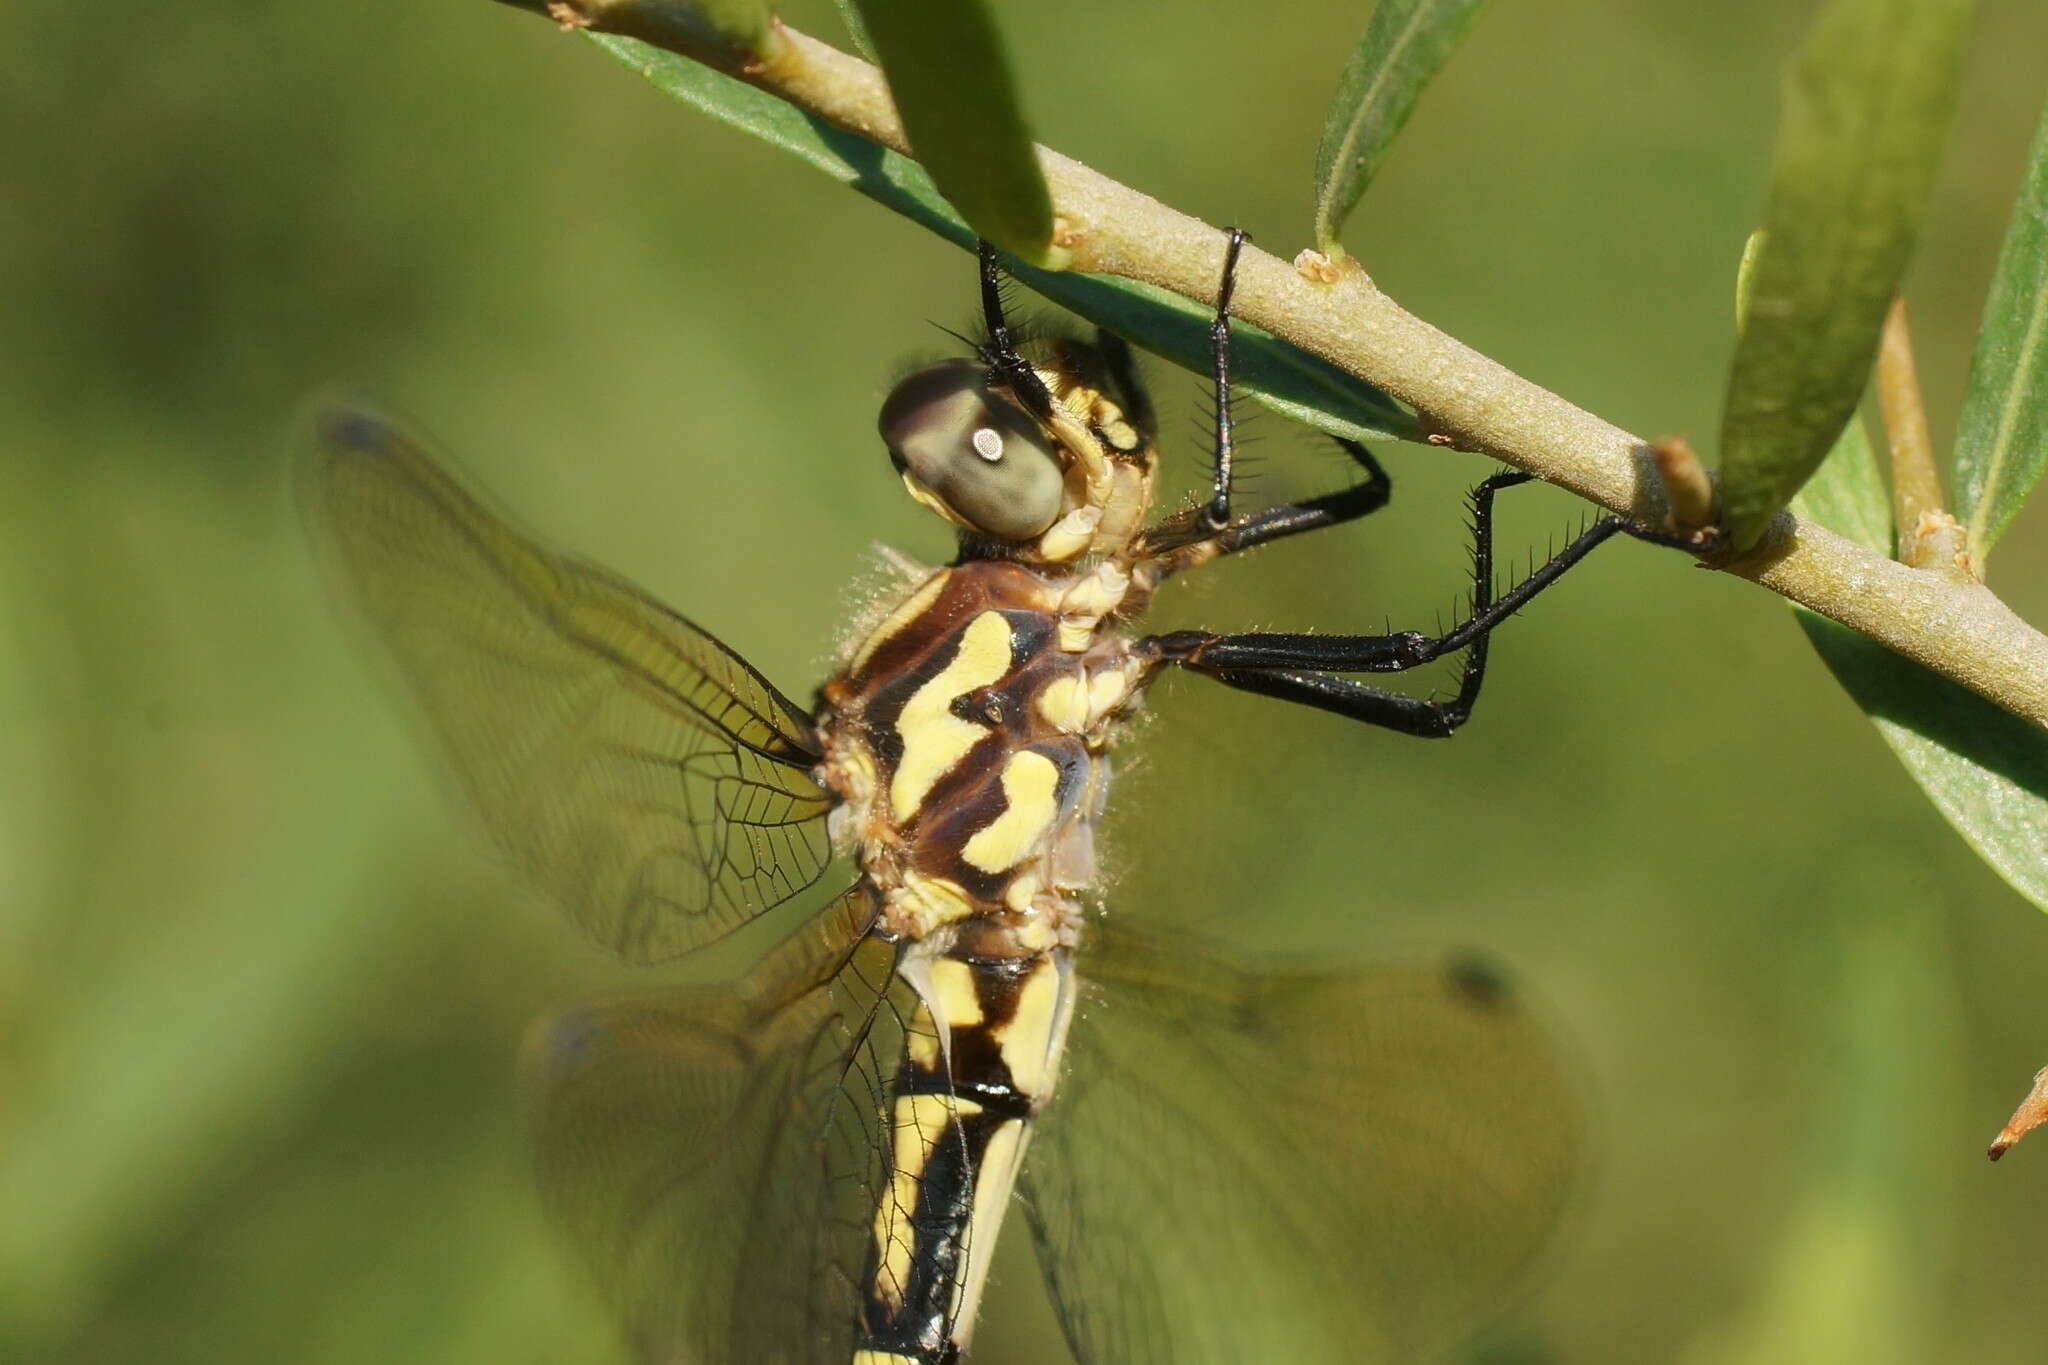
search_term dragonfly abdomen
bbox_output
[860,946,1075,1363]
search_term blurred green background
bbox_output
[6,1,2048,1361]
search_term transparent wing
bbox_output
[526,887,912,1365]
[1023,917,1582,1364]
[306,407,835,963]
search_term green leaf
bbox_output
[1797,612,2048,913]
[1754,225,1891,555]
[1717,0,1973,552]
[1312,0,1491,254]
[1954,95,2048,566]
[850,0,1058,265]
[1789,411,1892,556]
[831,0,878,62]
[1733,228,1767,334]
[590,32,1420,447]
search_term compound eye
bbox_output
[878,359,1064,541]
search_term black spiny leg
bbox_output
[1210,439,1389,554]
[976,239,1057,423]
[1139,230,1398,573]
[1135,439,1392,565]
[1205,227,1248,531]
[1150,472,1689,736]
[1189,661,1486,737]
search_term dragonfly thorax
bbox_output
[817,558,1146,951]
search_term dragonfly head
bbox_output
[880,358,1066,543]
[880,344,1157,564]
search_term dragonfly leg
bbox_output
[1136,438,1392,567]
[1203,227,1249,530]
[1138,226,1400,570]
[976,238,1059,424]
[1145,471,1692,735]
[1179,664,1488,736]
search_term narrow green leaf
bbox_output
[1753,225,1892,554]
[1733,229,1767,334]
[830,0,878,62]
[590,33,1419,444]
[1797,612,2048,913]
[1790,411,1892,555]
[850,0,1057,266]
[1717,0,1973,552]
[1312,0,1491,253]
[1954,95,2048,565]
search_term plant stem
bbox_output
[1880,297,1942,531]
[498,1,2048,729]
[1879,295,1974,578]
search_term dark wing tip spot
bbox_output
[1443,951,1516,1010]
[317,405,395,456]
[523,1006,607,1080]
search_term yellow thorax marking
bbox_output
[1035,675,1089,733]
[890,610,1014,819]
[1055,563,1131,652]
[1088,666,1131,718]
[851,569,950,675]
[1037,665,1135,734]
[871,1090,982,1311]
[1003,870,1044,914]
[1094,460,1154,558]
[961,751,1062,874]
[1038,505,1102,562]
[1009,911,1058,953]
[1100,415,1140,451]
[1040,365,1106,484]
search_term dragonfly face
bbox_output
[307,232,1654,1364]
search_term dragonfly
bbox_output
[307,230,1686,1364]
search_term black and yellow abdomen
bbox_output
[859,946,1074,1362]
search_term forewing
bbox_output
[306,407,834,963]
[1023,918,1582,1364]
[526,888,912,1364]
